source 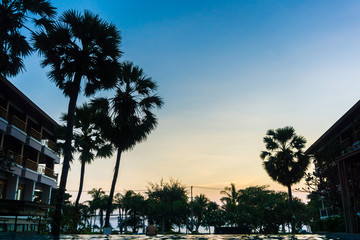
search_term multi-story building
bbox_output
[0,75,59,234]
[306,100,360,233]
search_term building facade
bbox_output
[0,76,59,233]
[306,100,360,233]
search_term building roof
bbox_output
[0,75,59,130]
[306,100,360,154]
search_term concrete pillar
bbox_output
[0,132,4,148]
[41,185,52,205]
[5,175,19,200]
[24,179,35,202]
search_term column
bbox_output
[24,179,35,202]
[41,185,52,205]
[5,175,19,200]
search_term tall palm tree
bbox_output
[260,126,309,232]
[33,10,121,235]
[66,103,113,210]
[0,0,56,77]
[92,61,163,229]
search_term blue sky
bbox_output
[11,0,360,202]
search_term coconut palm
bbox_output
[260,126,309,232]
[192,194,209,233]
[91,61,163,229]
[33,10,121,235]
[88,188,105,231]
[220,183,239,210]
[0,0,56,77]
[220,183,240,226]
[65,103,113,210]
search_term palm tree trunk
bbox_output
[105,149,122,228]
[100,210,104,230]
[287,184,294,233]
[75,161,86,210]
[53,76,81,236]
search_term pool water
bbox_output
[52,234,343,240]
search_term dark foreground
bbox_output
[2,234,358,240]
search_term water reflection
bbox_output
[50,234,342,240]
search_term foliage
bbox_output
[260,126,309,232]
[62,103,113,210]
[91,61,163,228]
[0,149,14,176]
[121,190,146,233]
[33,9,122,235]
[146,179,188,232]
[220,183,240,225]
[0,0,56,77]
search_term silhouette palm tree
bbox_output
[260,126,309,232]
[64,103,113,210]
[220,183,239,226]
[88,188,107,231]
[92,61,163,229]
[0,0,56,77]
[220,183,239,210]
[33,10,121,235]
[193,194,209,232]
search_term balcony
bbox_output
[25,158,38,172]
[6,115,27,143]
[0,148,23,176]
[0,106,8,132]
[41,139,60,163]
[22,158,39,181]
[37,165,58,187]
[7,150,23,166]
[26,128,43,151]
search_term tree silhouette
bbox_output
[260,126,309,232]
[33,10,121,235]
[91,62,163,229]
[0,0,56,77]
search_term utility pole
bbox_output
[190,186,194,233]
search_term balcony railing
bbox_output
[7,150,23,165]
[46,139,58,152]
[45,167,57,180]
[11,115,26,132]
[0,106,7,120]
[29,128,42,141]
[25,158,38,172]
[38,165,57,180]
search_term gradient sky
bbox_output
[10,0,360,203]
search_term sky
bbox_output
[10,0,360,203]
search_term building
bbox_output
[306,100,360,233]
[0,75,59,234]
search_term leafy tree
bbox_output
[33,10,122,235]
[146,179,188,232]
[236,186,289,233]
[0,0,56,77]
[91,62,163,228]
[203,201,225,232]
[260,126,309,232]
